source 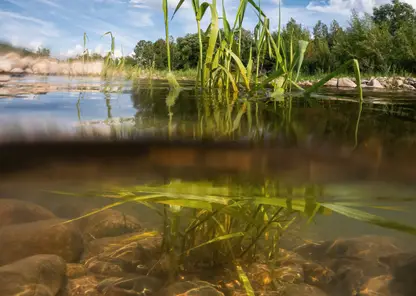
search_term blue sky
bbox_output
[0,0,414,58]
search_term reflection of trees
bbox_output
[130,81,416,149]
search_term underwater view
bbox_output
[1,0,416,295]
[0,75,416,296]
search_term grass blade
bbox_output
[185,232,244,253]
[320,203,416,235]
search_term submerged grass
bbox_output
[55,178,416,292]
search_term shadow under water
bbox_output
[0,77,416,296]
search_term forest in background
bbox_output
[133,0,416,75]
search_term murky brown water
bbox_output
[0,76,416,296]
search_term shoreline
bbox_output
[1,53,415,93]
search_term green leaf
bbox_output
[172,0,186,20]
[185,232,244,253]
[197,2,210,20]
[235,263,255,296]
[218,65,239,92]
[320,203,416,235]
[157,199,213,211]
[225,49,250,90]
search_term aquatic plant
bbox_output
[168,0,363,98]
[163,0,180,89]
[53,176,416,294]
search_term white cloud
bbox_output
[306,0,416,15]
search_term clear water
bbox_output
[1,76,416,296]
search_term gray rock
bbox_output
[78,209,142,241]
[0,254,66,296]
[337,78,356,88]
[0,218,84,265]
[367,78,385,88]
[0,198,56,227]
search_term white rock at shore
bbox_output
[0,53,104,76]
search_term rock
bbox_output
[97,276,163,295]
[294,236,401,295]
[367,78,385,88]
[0,198,56,227]
[273,265,304,284]
[0,57,13,73]
[157,281,224,296]
[25,68,34,74]
[0,218,83,265]
[302,261,335,289]
[82,231,162,276]
[0,254,66,296]
[282,283,327,296]
[276,248,306,266]
[380,252,416,296]
[360,275,392,296]
[294,236,401,263]
[66,275,101,296]
[0,74,11,83]
[394,79,404,87]
[300,81,313,87]
[78,209,142,241]
[10,68,24,76]
[67,263,88,279]
[32,59,50,75]
[324,78,338,87]
[337,78,356,88]
[401,84,415,90]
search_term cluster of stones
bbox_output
[0,52,103,76]
[300,77,416,90]
[0,197,415,296]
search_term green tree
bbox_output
[134,40,154,68]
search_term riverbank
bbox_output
[1,52,415,91]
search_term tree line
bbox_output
[133,0,416,75]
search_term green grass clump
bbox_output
[54,178,416,294]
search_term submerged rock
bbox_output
[0,198,56,227]
[302,261,335,289]
[294,236,401,263]
[67,263,88,279]
[97,275,163,295]
[66,275,101,296]
[82,231,162,276]
[78,209,142,241]
[157,281,224,296]
[0,254,66,296]
[282,283,327,296]
[294,236,401,295]
[380,252,416,296]
[360,275,392,296]
[0,218,83,265]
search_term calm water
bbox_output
[1,76,416,296]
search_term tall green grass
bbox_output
[168,0,362,97]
